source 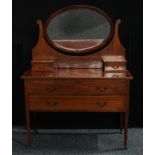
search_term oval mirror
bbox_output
[45,5,113,55]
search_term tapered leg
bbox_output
[24,81,32,146]
[120,112,124,134]
[32,112,37,131]
[26,110,32,146]
[124,112,128,149]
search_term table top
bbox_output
[21,69,133,80]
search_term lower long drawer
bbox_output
[28,96,126,112]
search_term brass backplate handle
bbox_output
[46,85,56,92]
[46,101,58,106]
[96,102,107,107]
[96,86,107,91]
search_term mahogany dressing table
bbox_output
[21,5,133,149]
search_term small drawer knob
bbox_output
[96,102,107,107]
[113,66,119,69]
[112,74,119,78]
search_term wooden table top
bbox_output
[21,69,133,80]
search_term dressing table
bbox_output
[21,5,133,149]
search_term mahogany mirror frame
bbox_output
[44,5,114,55]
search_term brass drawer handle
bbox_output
[46,101,58,106]
[46,85,56,92]
[96,86,107,91]
[113,66,119,69]
[96,102,107,107]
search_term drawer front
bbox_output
[104,72,126,78]
[77,80,128,95]
[105,66,126,71]
[26,80,74,94]
[29,96,126,112]
[104,62,126,71]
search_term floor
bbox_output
[12,128,143,155]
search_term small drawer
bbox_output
[105,65,126,71]
[29,96,126,112]
[104,72,127,78]
[104,62,126,71]
[26,80,74,94]
[76,80,128,95]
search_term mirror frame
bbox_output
[44,5,114,55]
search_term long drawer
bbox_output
[29,96,126,112]
[26,80,128,95]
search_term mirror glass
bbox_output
[45,7,113,55]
